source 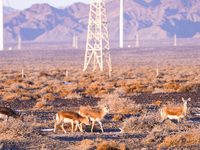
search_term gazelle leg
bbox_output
[71,121,74,133]
[54,121,60,132]
[61,123,67,133]
[178,118,181,131]
[75,123,78,131]
[77,123,83,132]
[98,121,104,133]
[91,120,95,132]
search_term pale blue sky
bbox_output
[3,0,91,10]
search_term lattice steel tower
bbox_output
[84,0,111,72]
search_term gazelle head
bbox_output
[103,105,110,113]
[182,97,191,105]
[82,116,90,125]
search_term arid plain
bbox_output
[0,44,200,149]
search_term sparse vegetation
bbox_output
[0,46,200,149]
[34,100,52,110]
[0,118,34,137]
[98,92,146,114]
[159,128,200,147]
[121,113,160,133]
[97,141,128,150]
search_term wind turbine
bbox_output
[0,0,3,50]
[120,0,123,48]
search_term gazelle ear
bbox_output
[182,97,185,102]
[188,98,191,101]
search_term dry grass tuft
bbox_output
[162,82,180,92]
[64,93,82,99]
[113,114,124,121]
[159,129,200,147]
[0,118,34,137]
[97,141,128,150]
[57,82,78,98]
[75,139,95,150]
[98,92,146,114]
[3,92,21,101]
[178,83,200,92]
[152,100,162,105]
[39,93,56,101]
[34,100,52,110]
[121,113,160,133]
[145,125,169,144]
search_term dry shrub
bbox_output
[159,129,200,147]
[47,79,62,90]
[152,88,167,94]
[178,83,200,92]
[145,117,195,144]
[122,82,147,94]
[64,93,81,99]
[21,96,32,100]
[37,87,52,95]
[113,114,124,121]
[34,100,52,110]
[0,91,5,96]
[98,93,146,114]
[75,139,95,150]
[152,100,162,105]
[104,81,116,88]
[10,83,22,92]
[97,141,128,150]
[116,80,126,87]
[121,113,160,133]
[84,82,105,97]
[57,82,78,98]
[4,79,21,85]
[0,118,34,137]
[144,119,182,144]
[162,82,180,92]
[145,125,168,143]
[3,92,21,101]
[38,93,56,101]
[39,71,49,77]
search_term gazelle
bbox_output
[161,98,191,130]
[0,106,23,121]
[54,111,90,133]
[78,105,109,133]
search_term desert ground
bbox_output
[0,44,200,149]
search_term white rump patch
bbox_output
[0,114,8,119]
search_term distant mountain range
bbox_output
[3,6,19,15]
[3,0,200,43]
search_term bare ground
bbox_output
[0,45,200,149]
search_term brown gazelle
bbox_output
[161,98,191,130]
[54,111,90,133]
[0,106,23,121]
[79,105,109,133]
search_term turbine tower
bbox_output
[120,0,123,48]
[174,34,177,46]
[0,0,3,50]
[84,0,111,72]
